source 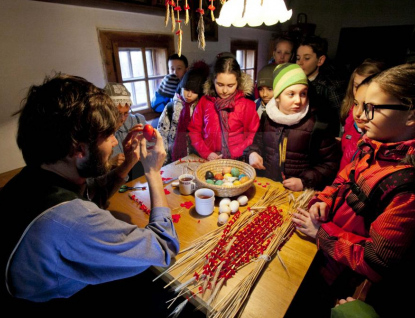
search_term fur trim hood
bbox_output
[203,72,254,97]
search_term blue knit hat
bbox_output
[157,74,180,98]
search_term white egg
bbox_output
[222,182,234,187]
[219,198,231,207]
[218,213,229,224]
[224,176,237,183]
[229,200,240,213]
[237,195,248,206]
[219,204,231,214]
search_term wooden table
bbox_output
[107,154,317,318]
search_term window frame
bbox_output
[231,40,258,82]
[98,29,175,117]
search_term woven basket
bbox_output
[195,159,256,198]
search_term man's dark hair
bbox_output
[168,54,189,68]
[14,73,119,167]
[299,35,328,58]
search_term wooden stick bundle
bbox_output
[157,186,315,317]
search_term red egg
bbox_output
[143,124,155,141]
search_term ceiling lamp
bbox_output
[216,0,292,27]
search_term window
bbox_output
[98,30,175,116]
[231,40,258,82]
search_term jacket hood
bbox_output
[203,72,254,97]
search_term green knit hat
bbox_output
[273,63,308,98]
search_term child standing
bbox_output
[338,74,378,172]
[338,59,385,171]
[248,63,340,191]
[188,53,259,161]
[292,63,415,318]
[255,64,275,119]
[157,61,210,164]
[151,54,188,113]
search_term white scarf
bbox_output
[265,98,309,126]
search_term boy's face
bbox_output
[363,82,410,142]
[258,86,274,105]
[352,85,368,131]
[296,45,325,78]
[116,103,131,128]
[181,88,198,104]
[273,41,293,65]
[276,84,308,115]
[169,59,187,80]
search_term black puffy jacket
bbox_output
[247,106,341,190]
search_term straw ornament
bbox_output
[208,0,216,21]
[196,0,206,50]
[171,1,176,32]
[155,185,316,317]
[165,0,170,26]
[184,0,190,25]
[175,1,183,57]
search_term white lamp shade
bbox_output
[216,0,292,27]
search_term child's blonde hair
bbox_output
[340,59,386,124]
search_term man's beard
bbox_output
[78,143,112,178]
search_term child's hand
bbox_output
[207,153,223,161]
[249,152,265,169]
[292,207,321,239]
[309,202,329,222]
[282,177,303,191]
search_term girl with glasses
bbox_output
[289,63,415,318]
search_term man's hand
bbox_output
[109,153,125,169]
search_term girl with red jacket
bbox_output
[188,53,259,161]
[291,63,415,318]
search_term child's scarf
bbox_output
[171,96,193,161]
[214,90,238,159]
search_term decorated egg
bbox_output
[229,200,240,213]
[215,180,224,186]
[231,167,240,177]
[238,174,247,180]
[219,204,231,214]
[239,176,250,183]
[233,180,241,186]
[214,173,224,180]
[219,198,231,206]
[205,171,214,180]
[237,195,248,206]
[224,176,237,183]
[222,166,232,174]
[218,213,229,224]
[206,179,215,184]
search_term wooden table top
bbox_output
[107,154,317,318]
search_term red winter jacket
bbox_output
[188,74,259,159]
[309,135,415,316]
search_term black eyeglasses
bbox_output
[363,103,411,120]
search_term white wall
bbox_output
[0,0,275,173]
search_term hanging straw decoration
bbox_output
[208,0,216,22]
[184,0,190,25]
[175,0,183,57]
[155,185,316,318]
[170,0,176,32]
[196,0,206,50]
[164,0,170,26]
